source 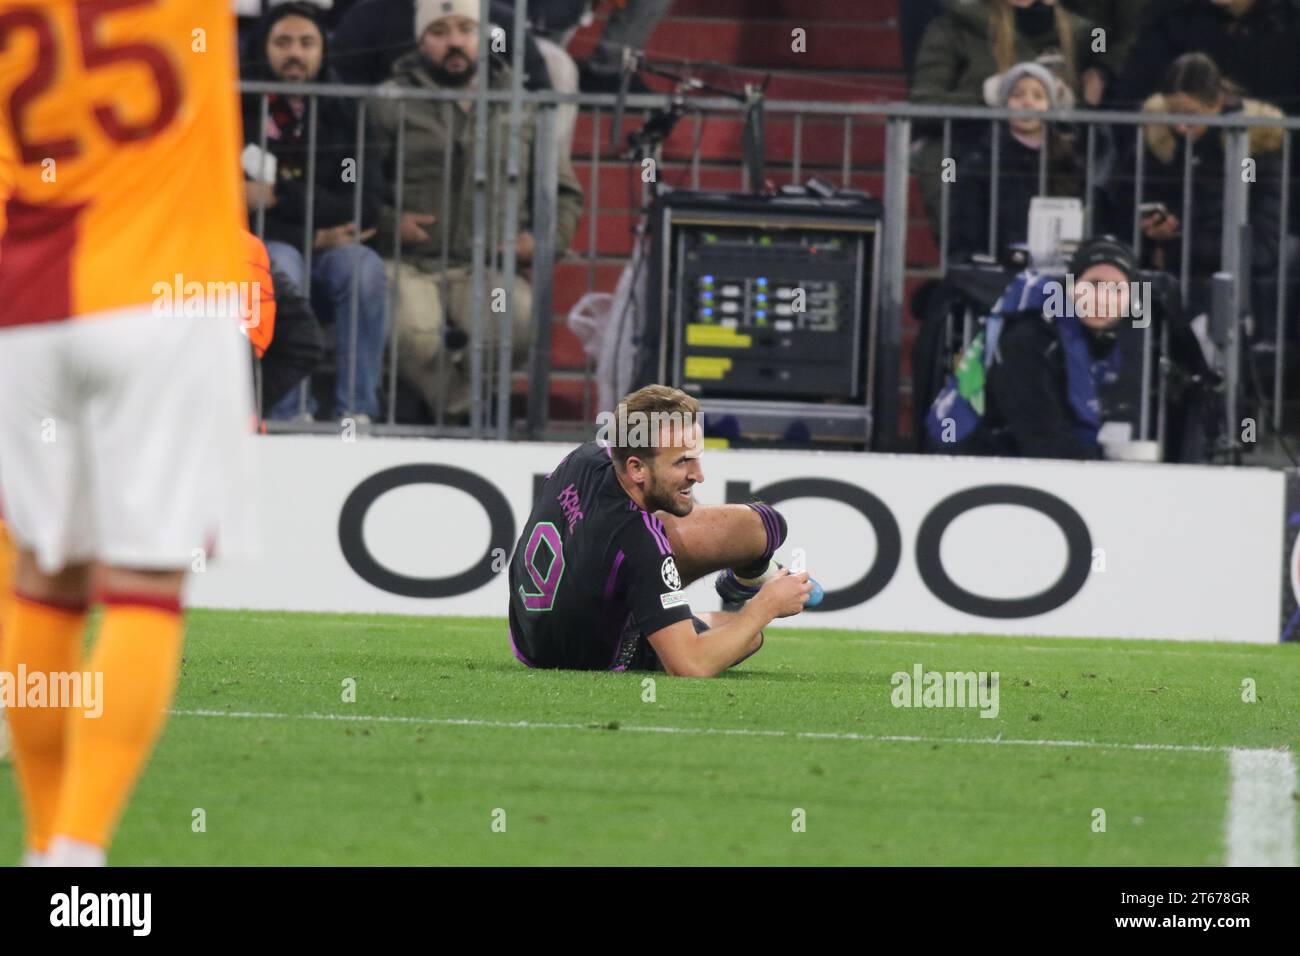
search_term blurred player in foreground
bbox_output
[0,515,12,762]
[0,1,255,865]
[508,385,820,677]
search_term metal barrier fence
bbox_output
[240,60,1300,449]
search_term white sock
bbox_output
[20,850,45,867]
[734,558,779,587]
[44,836,107,868]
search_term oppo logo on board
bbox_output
[338,467,1093,618]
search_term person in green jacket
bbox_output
[372,0,584,421]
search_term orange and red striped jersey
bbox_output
[0,0,247,328]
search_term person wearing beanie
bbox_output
[978,236,1138,459]
[931,236,1140,459]
[950,60,1085,261]
[909,0,1105,241]
[331,0,553,88]
[242,1,390,425]
[371,0,584,422]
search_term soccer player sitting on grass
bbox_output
[507,385,819,677]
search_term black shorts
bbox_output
[616,615,710,671]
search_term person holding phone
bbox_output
[1107,52,1284,316]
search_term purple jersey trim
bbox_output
[641,511,672,555]
[604,550,627,603]
[604,553,627,668]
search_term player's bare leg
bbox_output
[41,565,187,867]
[2,552,93,866]
[655,502,784,586]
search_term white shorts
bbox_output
[0,309,259,574]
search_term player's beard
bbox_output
[645,467,695,518]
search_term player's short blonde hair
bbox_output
[610,385,702,471]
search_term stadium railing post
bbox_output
[346,99,369,420]
[385,99,407,427]
[496,0,529,441]
[938,117,951,276]
[878,116,912,451]
[467,0,494,438]
[527,105,559,439]
[1276,132,1292,433]
[1222,127,1251,458]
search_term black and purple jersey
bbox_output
[508,441,695,670]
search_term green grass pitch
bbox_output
[2,610,1298,866]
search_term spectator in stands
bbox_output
[331,0,553,87]
[243,2,389,423]
[1113,0,1300,236]
[911,0,1104,241]
[901,0,946,86]
[904,0,1143,90]
[1058,0,1147,104]
[372,0,583,422]
[951,62,1085,259]
[928,236,1140,459]
[258,266,329,416]
[237,0,364,63]
[1106,52,1284,316]
[1115,0,1300,113]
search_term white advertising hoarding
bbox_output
[189,436,1285,643]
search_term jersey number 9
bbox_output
[518,522,565,612]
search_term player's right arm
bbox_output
[648,570,811,678]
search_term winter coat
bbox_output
[911,0,1103,138]
[370,51,584,271]
[1105,94,1285,281]
[241,68,387,250]
[1114,0,1300,112]
[982,312,1118,460]
[1059,0,1148,79]
[950,124,1085,258]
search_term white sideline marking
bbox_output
[1225,748,1299,867]
[170,707,1236,754]
[172,707,1299,865]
